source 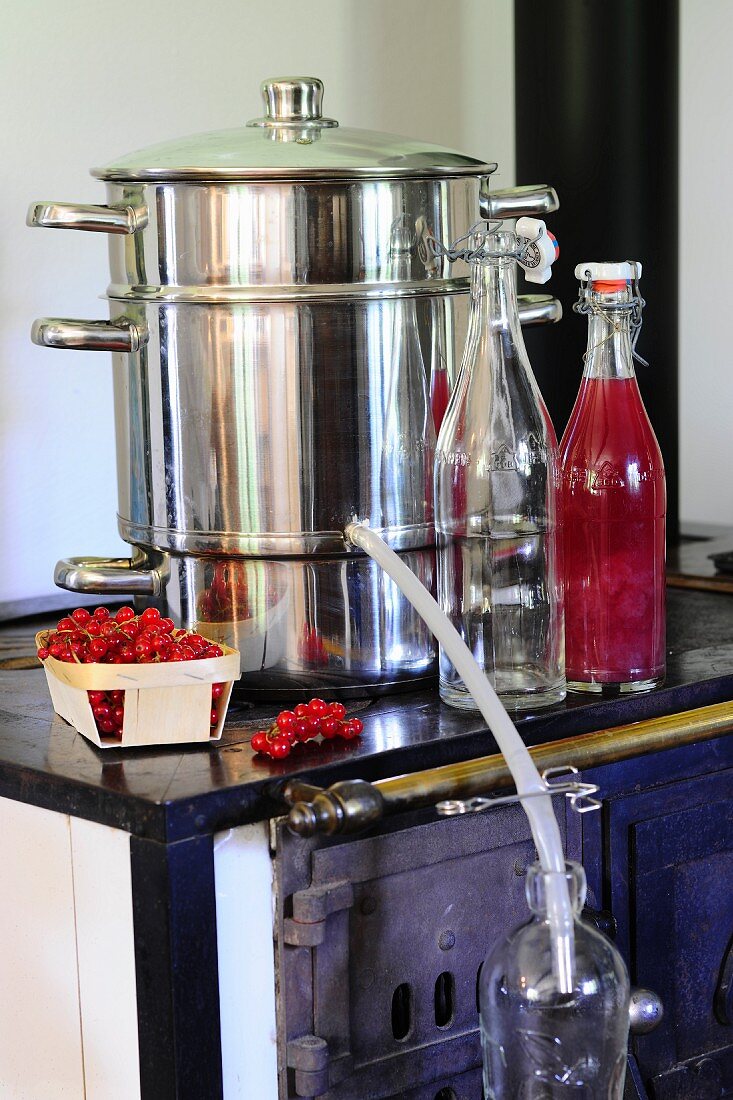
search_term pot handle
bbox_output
[31,317,147,353]
[480,184,559,222]
[55,553,167,597]
[517,294,562,326]
[27,201,148,235]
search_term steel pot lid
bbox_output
[93,76,496,183]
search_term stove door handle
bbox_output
[31,317,147,353]
[27,200,148,235]
[54,554,167,598]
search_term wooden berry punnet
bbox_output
[36,629,240,750]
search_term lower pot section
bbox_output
[156,549,436,700]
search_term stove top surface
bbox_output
[1,585,733,841]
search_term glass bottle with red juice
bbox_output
[559,261,665,693]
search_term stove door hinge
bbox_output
[286,1035,355,1098]
[283,880,354,947]
[287,1035,329,1098]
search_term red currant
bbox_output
[93,607,111,621]
[251,731,269,753]
[293,719,311,740]
[269,738,291,759]
[159,617,175,634]
[89,639,109,660]
[308,698,329,718]
[304,716,322,737]
[57,617,75,633]
[37,647,49,660]
[294,703,310,719]
[115,606,136,623]
[71,608,92,625]
[211,683,225,700]
[140,607,161,625]
[276,710,295,731]
[321,717,341,738]
[98,718,116,735]
[328,702,347,721]
[210,707,219,727]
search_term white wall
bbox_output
[0,0,515,602]
[3,1,731,600]
[678,0,733,524]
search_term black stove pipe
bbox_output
[515,0,680,540]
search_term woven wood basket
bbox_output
[36,630,240,749]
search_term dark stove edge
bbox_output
[0,765,168,841]
[161,671,733,843]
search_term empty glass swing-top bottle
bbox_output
[434,220,565,711]
[559,262,666,693]
[479,861,631,1099]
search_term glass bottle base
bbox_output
[439,678,566,713]
[566,675,664,696]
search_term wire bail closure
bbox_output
[436,765,602,818]
[423,218,546,267]
[574,262,648,368]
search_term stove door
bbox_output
[275,797,580,1100]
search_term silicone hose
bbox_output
[345,522,575,990]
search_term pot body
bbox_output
[107,291,443,697]
[33,155,559,696]
[103,176,477,293]
[94,173,477,696]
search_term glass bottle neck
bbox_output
[470,253,524,343]
[526,861,586,919]
[583,289,636,380]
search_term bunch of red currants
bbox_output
[37,606,227,739]
[37,606,224,665]
[251,698,364,759]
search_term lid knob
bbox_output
[248,77,339,130]
[264,77,323,123]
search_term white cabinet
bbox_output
[0,798,139,1099]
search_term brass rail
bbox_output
[282,699,733,836]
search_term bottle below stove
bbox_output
[559,262,666,693]
[479,861,630,1099]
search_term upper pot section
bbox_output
[93,76,496,183]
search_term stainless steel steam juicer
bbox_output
[29,76,560,697]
